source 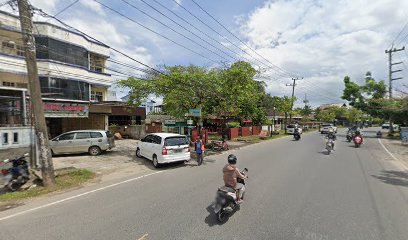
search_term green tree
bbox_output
[344,108,363,125]
[316,108,336,122]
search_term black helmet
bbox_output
[228,154,237,164]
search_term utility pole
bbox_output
[17,0,56,186]
[385,46,404,133]
[286,77,303,123]
[385,46,405,98]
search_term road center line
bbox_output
[0,171,165,222]
[378,138,408,171]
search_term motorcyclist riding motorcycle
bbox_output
[326,128,337,150]
[293,127,301,140]
[353,130,363,147]
[223,154,247,203]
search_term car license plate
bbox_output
[173,149,182,153]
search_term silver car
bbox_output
[50,130,115,156]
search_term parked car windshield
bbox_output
[287,125,296,128]
[322,124,332,127]
[164,136,188,146]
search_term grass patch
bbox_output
[0,169,94,202]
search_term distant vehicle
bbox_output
[50,130,115,156]
[320,124,337,134]
[286,124,303,135]
[136,133,190,168]
[382,122,399,130]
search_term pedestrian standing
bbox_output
[194,136,205,166]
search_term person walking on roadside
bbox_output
[194,136,205,166]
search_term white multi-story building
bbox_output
[0,10,114,149]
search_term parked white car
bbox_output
[50,130,115,156]
[320,124,337,134]
[136,133,190,168]
[286,124,302,135]
[382,122,399,130]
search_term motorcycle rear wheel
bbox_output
[217,210,228,223]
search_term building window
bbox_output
[91,91,103,102]
[40,77,90,101]
[16,45,25,56]
[13,132,18,143]
[2,133,8,144]
[3,82,15,87]
[2,41,15,49]
[90,54,105,73]
[35,36,89,68]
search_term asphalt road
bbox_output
[1,128,408,240]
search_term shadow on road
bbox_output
[371,170,408,187]
[204,204,224,227]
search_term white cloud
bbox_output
[31,0,60,13]
[240,0,408,106]
[79,0,105,16]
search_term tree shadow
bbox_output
[371,170,408,187]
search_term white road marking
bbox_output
[378,138,408,171]
[137,233,148,240]
[0,171,165,222]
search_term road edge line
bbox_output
[378,138,408,171]
[0,170,165,222]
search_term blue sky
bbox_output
[3,0,408,107]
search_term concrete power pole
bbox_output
[17,0,56,186]
[385,46,404,133]
[385,46,404,98]
[286,77,303,123]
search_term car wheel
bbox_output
[88,146,101,156]
[153,155,160,168]
[136,148,142,158]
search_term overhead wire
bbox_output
[119,0,230,64]
[170,0,290,80]
[189,0,300,78]
[32,6,167,77]
[90,0,219,65]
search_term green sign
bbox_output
[189,109,201,117]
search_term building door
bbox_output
[47,118,62,139]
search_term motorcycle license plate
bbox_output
[212,203,222,213]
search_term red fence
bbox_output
[227,126,263,139]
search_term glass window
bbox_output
[105,131,113,138]
[164,137,187,146]
[91,132,103,138]
[152,135,162,144]
[35,36,88,68]
[75,132,90,139]
[13,132,18,143]
[58,133,75,141]
[39,77,89,101]
[2,133,8,144]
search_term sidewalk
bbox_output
[380,137,408,168]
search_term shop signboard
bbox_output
[164,119,176,125]
[189,109,201,117]
[43,102,89,118]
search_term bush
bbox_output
[228,121,240,128]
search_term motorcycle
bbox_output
[212,168,248,223]
[326,138,334,154]
[211,138,229,151]
[293,130,301,141]
[353,135,363,148]
[1,153,30,191]
[376,131,382,138]
[346,130,353,142]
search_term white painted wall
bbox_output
[0,55,113,85]
[0,126,33,149]
[0,11,109,56]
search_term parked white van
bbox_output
[136,133,190,168]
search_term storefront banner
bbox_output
[43,102,89,118]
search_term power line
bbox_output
[89,0,219,65]
[136,0,238,62]
[32,6,167,77]
[189,0,300,78]
[390,20,408,47]
[47,0,79,20]
[119,0,229,64]
[170,0,290,79]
